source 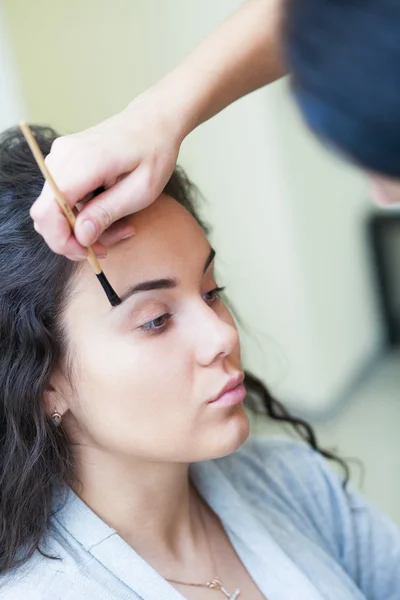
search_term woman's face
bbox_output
[56,195,249,464]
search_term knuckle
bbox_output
[52,237,70,255]
[135,170,153,206]
[45,241,64,255]
[50,135,69,155]
[90,204,113,231]
[50,136,63,151]
[141,168,153,193]
[46,135,75,169]
[33,220,41,234]
[30,200,46,222]
[44,150,57,171]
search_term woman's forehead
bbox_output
[66,196,209,314]
[111,195,207,272]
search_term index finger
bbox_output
[30,143,107,222]
[30,144,112,253]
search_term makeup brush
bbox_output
[20,122,121,307]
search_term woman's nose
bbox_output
[194,304,239,367]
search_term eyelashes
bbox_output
[137,286,226,335]
[202,286,225,304]
[139,313,173,333]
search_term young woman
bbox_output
[1,126,399,600]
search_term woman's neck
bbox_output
[72,444,207,568]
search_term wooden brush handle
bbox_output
[20,122,102,275]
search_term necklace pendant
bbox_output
[207,578,241,599]
[222,589,240,600]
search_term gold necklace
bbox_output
[165,496,241,599]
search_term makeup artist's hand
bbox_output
[30,0,282,260]
[30,91,183,259]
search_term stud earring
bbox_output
[51,412,62,427]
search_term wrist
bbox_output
[147,65,210,142]
[121,82,187,152]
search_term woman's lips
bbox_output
[208,373,246,407]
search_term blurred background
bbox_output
[1,0,400,523]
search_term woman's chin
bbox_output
[205,406,251,460]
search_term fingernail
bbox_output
[66,254,88,261]
[80,220,97,244]
[96,253,107,259]
[121,230,135,240]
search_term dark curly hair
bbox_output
[0,125,348,574]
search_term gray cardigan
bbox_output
[2,438,400,600]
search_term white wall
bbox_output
[2,0,384,414]
[0,6,25,130]
[272,81,382,409]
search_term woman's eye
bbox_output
[138,313,172,333]
[136,288,225,334]
[202,286,225,304]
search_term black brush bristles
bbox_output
[96,272,121,306]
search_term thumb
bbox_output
[74,166,153,246]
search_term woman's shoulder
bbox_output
[210,436,368,567]
[0,529,82,600]
[0,555,61,600]
[214,436,400,599]
[216,435,344,492]
[214,436,355,536]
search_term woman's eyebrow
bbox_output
[204,247,215,273]
[112,246,216,309]
[114,278,177,307]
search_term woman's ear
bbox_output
[43,369,70,420]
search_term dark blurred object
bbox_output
[370,212,400,346]
[284,0,400,178]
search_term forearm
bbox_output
[134,0,285,141]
